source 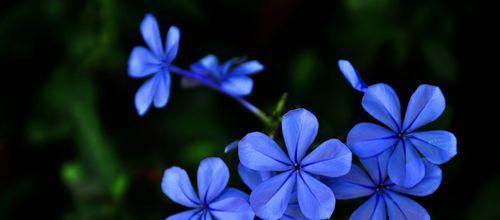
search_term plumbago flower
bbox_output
[128,14,180,115]
[324,150,442,220]
[338,60,457,187]
[238,108,352,219]
[162,157,254,220]
[182,54,264,96]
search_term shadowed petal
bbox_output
[302,139,352,177]
[250,171,297,219]
[166,209,202,220]
[282,108,319,163]
[349,194,386,220]
[191,54,219,75]
[389,160,442,197]
[297,172,335,219]
[232,61,264,75]
[202,212,212,220]
[197,157,229,203]
[153,72,171,108]
[347,122,398,158]
[383,191,430,220]
[141,14,164,57]
[403,85,445,132]
[209,193,254,220]
[388,141,425,188]
[338,60,368,92]
[282,192,309,220]
[408,131,457,164]
[360,149,392,184]
[135,75,158,116]
[128,46,161,78]
[324,164,375,200]
[165,26,180,63]
[238,132,291,171]
[221,76,253,96]
[238,164,274,190]
[162,167,200,207]
[362,83,402,132]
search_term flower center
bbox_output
[293,163,301,171]
[398,132,407,139]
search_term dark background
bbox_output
[0,0,484,219]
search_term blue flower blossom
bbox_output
[128,14,180,115]
[324,150,442,220]
[162,157,254,220]
[338,60,457,187]
[182,55,264,96]
[238,108,352,219]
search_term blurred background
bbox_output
[0,0,479,219]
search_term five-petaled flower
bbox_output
[128,14,180,116]
[238,108,352,219]
[182,54,264,96]
[325,150,442,220]
[162,157,254,220]
[339,60,457,187]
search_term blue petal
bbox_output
[338,60,368,92]
[223,140,239,153]
[237,164,274,190]
[324,164,375,200]
[282,108,319,163]
[128,46,161,78]
[238,132,291,171]
[141,14,164,58]
[249,171,297,219]
[216,187,249,201]
[134,75,158,116]
[209,191,254,220]
[191,54,219,75]
[283,192,309,220]
[349,194,386,220]
[202,212,212,220]
[166,209,202,220]
[221,76,253,96]
[165,26,180,63]
[297,172,335,219]
[402,85,446,132]
[347,122,398,158]
[360,149,392,184]
[388,141,425,188]
[231,60,264,75]
[162,167,200,207]
[388,160,442,197]
[383,191,430,220]
[301,139,352,177]
[153,72,171,108]
[408,131,457,164]
[362,83,402,132]
[197,157,229,203]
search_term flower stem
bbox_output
[169,65,272,126]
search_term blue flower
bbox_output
[324,150,442,220]
[182,55,264,96]
[238,108,352,219]
[162,157,254,220]
[338,60,457,187]
[128,14,180,115]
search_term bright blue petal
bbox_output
[338,60,368,92]
[347,122,398,158]
[209,191,254,220]
[283,192,309,220]
[162,167,200,207]
[297,172,335,219]
[388,141,425,188]
[153,72,171,108]
[231,60,264,75]
[128,46,161,78]
[141,14,164,58]
[360,149,392,184]
[408,130,457,164]
[197,157,229,203]
[216,187,249,201]
[349,194,386,220]
[324,164,375,200]
[402,85,446,132]
[301,139,352,177]
[202,212,212,220]
[362,83,402,132]
[191,54,219,75]
[388,160,442,197]
[165,26,180,63]
[134,75,158,116]
[249,171,296,219]
[237,164,274,190]
[282,108,319,163]
[383,191,430,220]
[238,132,291,171]
[221,76,253,96]
[166,209,202,220]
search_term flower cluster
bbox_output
[128,14,458,220]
